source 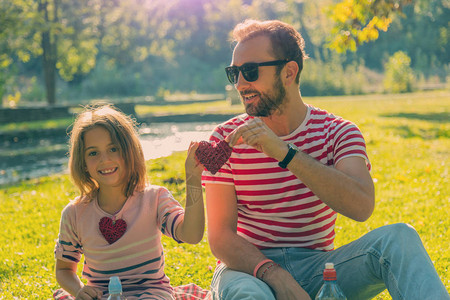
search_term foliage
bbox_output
[383,51,415,93]
[0,91,448,298]
[301,54,369,96]
[1,0,449,104]
[354,0,449,80]
[327,0,412,52]
[0,0,41,101]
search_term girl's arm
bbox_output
[175,142,205,244]
[55,259,102,300]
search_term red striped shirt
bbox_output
[202,105,370,251]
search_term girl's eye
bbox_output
[110,147,118,153]
[88,151,97,157]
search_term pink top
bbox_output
[55,185,185,299]
[202,105,370,251]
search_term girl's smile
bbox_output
[98,167,118,175]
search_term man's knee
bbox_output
[374,223,423,256]
[384,223,420,243]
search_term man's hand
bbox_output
[264,265,311,300]
[225,118,287,161]
[75,285,103,300]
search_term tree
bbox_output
[38,0,58,105]
[327,0,413,52]
[2,0,447,101]
[0,0,100,105]
[0,0,42,103]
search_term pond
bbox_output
[0,122,218,186]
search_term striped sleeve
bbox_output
[332,120,371,171]
[55,202,83,263]
[156,187,184,243]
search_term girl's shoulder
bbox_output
[142,184,169,194]
[129,185,177,212]
[61,195,94,216]
[138,184,173,201]
[58,197,93,227]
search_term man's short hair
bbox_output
[232,19,307,83]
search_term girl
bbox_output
[54,104,205,300]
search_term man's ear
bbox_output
[284,60,299,86]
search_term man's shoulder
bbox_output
[308,104,338,119]
[211,113,252,139]
[223,113,252,127]
[307,104,354,126]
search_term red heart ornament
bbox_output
[195,140,232,175]
[99,216,127,244]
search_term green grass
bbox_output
[0,118,74,133]
[0,90,449,298]
[135,99,243,116]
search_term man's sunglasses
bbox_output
[225,59,289,84]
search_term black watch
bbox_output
[278,143,299,169]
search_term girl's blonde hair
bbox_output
[68,104,147,202]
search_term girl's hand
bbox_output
[75,285,103,300]
[185,142,204,179]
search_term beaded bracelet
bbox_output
[253,259,273,277]
[259,262,278,281]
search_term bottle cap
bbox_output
[325,262,334,269]
[108,276,122,294]
[323,262,337,280]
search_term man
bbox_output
[201,19,449,300]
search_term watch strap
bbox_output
[278,143,298,169]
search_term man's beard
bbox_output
[242,76,286,117]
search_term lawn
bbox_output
[0,90,448,299]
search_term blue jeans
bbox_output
[210,223,449,300]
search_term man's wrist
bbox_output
[260,263,285,285]
[253,259,273,277]
[257,261,279,281]
[278,143,299,168]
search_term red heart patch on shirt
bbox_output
[195,140,232,175]
[99,217,127,244]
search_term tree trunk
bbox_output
[39,0,57,105]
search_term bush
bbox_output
[383,51,415,93]
[300,56,369,96]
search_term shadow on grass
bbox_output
[381,112,449,123]
[381,112,449,139]
[383,125,449,139]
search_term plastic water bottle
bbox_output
[315,262,347,300]
[107,276,126,300]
